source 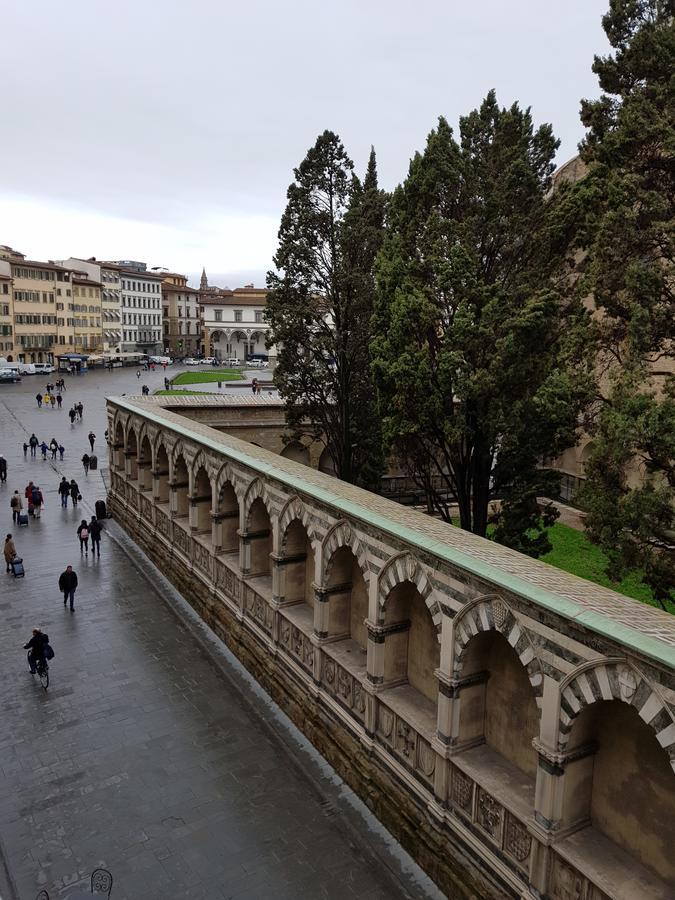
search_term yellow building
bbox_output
[70,274,103,355]
[161,272,201,356]
[9,254,70,364]
[0,258,14,359]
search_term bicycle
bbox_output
[31,655,49,691]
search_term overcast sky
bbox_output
[1,0,610,288]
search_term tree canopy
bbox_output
[266,132,385,489]
[564,0,675,605]
[371,92,593,554]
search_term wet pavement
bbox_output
[0,368,441,900]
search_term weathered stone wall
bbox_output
[107,396,675,900]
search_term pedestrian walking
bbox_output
[58,565,77,610]
[88,431,95,451]
[56,393,62,408]
[31,485,44,519]
[22,443,28,458]
[4,534,17,573]
[40,442,48,460]
[251,378,257,395]
[43,394,51,408]
[81,453,90,475]
[58,477,70,507]
[35,393,42,408]
[77,520,89,554]
[49,438,58,460]
[136,370,141,379]
[10,491,22,524]
[70,479,80,507]
[0,454,6,484]
[89,516,102,558]
[77,402,83,419]
[50,395,56,409]
[29,434,38,457]
[58,444,65,461]
[69,408,76,425]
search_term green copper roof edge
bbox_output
[109,397,675,670]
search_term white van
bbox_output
[149,356,173,366]
[33,363,56,374]
[17,363,36,375]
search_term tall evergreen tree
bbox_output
[372,93,593,553]
[266,133,385,489]
[567,0,675,605]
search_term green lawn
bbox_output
[541,522,674,614]
[154,389,215,396]
[172,369,243,385]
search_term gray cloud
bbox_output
[2,0,610,276]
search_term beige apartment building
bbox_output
[7,252,71,364]
[161,272,201,357]
[69,275,103,355]
[58,257,123,353]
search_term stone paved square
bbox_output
[0,369,440,900]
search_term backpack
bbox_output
[80,527,89,540]
[31,488,40,505]
[44,644,55,660]
[10,496,19,509]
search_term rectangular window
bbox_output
[234,310,242,322]
[214,310,222,322]
[255,310,263,323]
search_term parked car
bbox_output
[183,357,200,366]
[149,355,173,365]
[201,356,217,365]
[0,370,21,383]
[33,363,56,374]
[226,357,242,367]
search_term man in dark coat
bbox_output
[24,628,49,673]
[0,454,6,483]
[89,516,102,558]
[58,566,78,610]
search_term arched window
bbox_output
[126,428,138,481]
[173,454,189,517]
[138,435,153,490]
[458,631,539,777]
[324,546,368,653]
[280,441,310,467]
[381,582,440,704]
[562,700,675,884]
[246,497,272,576]
[280,519,315,608]
[216,480,239,552]
[155,444,170,502]
[192,467,211,533]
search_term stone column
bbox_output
[313,584,330,639]
[528,676,596,896]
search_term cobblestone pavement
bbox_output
[0,370,441,900]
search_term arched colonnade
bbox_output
[108,409,675,897]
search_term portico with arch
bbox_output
[108,396,675,900]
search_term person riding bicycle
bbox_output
[24,628,49,674]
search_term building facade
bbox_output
[58,258,123,353]
[0,257,14,359]
[161,272,201,357]
[116,262,163,354]
[199,271,273,361]
[70,275,103,355]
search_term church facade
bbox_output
[199,269,275,362]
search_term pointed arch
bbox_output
[454,595,544,703]
[559,659,675,770]
[322,519,369,584]
[278,495,318,546]
[378,551,441,633]
[242,477,272,522]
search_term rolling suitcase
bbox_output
[11,557,25,578]
[89,454,98,471]
[18,513,29,527]
[95,499,107,520]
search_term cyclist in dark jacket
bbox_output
[24,629,49,674]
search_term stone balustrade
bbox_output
[107,395,675,900]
